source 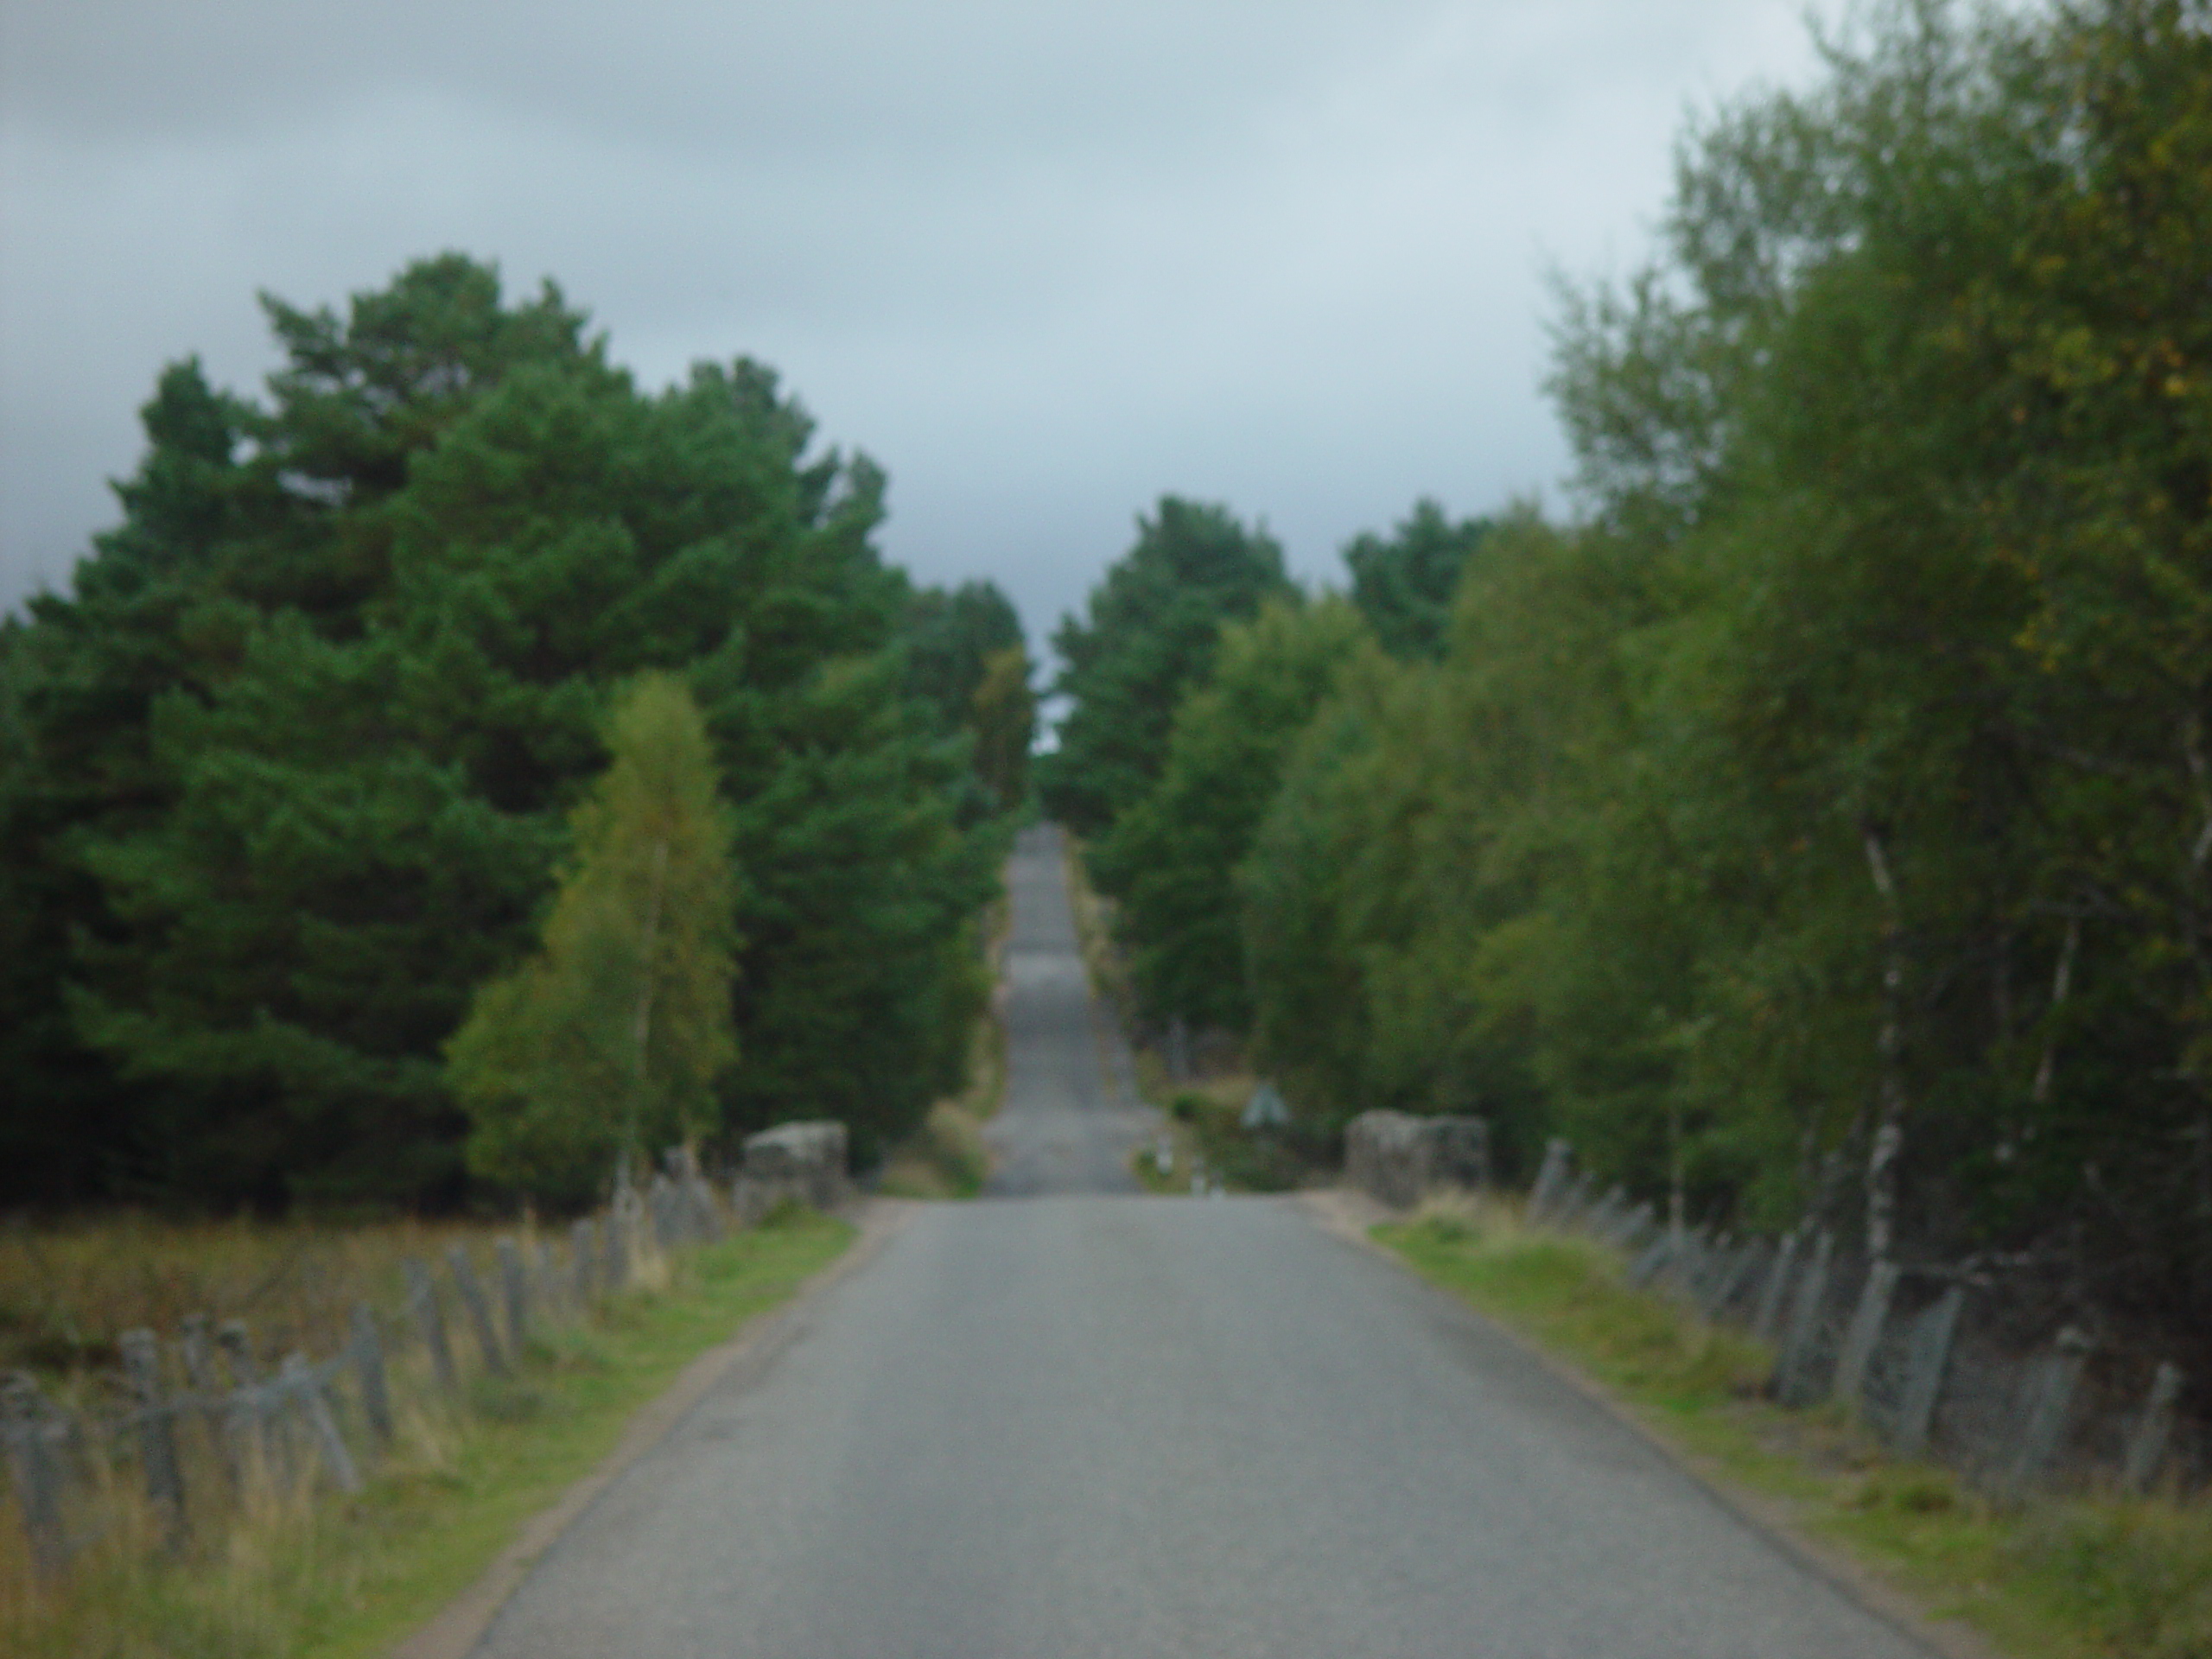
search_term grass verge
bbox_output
[1376,1197,2212,1659]
[3,1211,853,1659]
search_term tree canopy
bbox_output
[1037,497,1291,838]
[1040,0,2212,1370]
[1090,595,1367,1034]
[448,674,737,1204]
[1343,499,1494,660]
[0,254,1011,1210]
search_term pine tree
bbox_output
[447,674,736,1204]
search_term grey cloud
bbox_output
[1,0,1821,639]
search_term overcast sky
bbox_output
[0,0,1824,652]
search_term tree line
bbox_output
[1044,0,2212,1358]
[0,254,1033,1212]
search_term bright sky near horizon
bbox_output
[0,0,1824,649]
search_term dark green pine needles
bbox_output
[0,253,1013,1210]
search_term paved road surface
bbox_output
[982,824,1156,1197]
[471,827,1931,1659]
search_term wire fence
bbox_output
[1515,1138,2196,1503]
[0,1143,836,1588]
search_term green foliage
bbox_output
[1240,514,1606,1166]
[1092,595,1366,1031]
[969,645,1035,814]
[1037,496,1292,836]
[902,579,1022,733]
[900,579,1033,814]
[0,254,1006,1209]
[1343,498,1493,659]
[448,675,736,1203]
[1159,0,2212,1370]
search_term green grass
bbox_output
[1376,1199,2212,1659]
[3,1214,854,1659]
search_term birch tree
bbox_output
[448,673,737,1203]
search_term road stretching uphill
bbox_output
[470,825,1932,1659]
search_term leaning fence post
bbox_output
[2003,1325,2092,1497]
[1582,1185,1624,1241]
[571,1218,598,1306]
[350,1304,394,1449]
[649,1175,677,1250]
[179,1313,236,1488]
[2121,1361,2183,1496]
[1527,1139,1572,1223]
[496,1237,530,1356]
[699,1175,728,1241]
[1834,1260,1901,1414]
[216,1319,285,1489]
[119,1328,185,1535]
[534,1238,562,1325]
[1553,1173,1594,1230]
[1893,1285,1963,1459]
[214,1318,259,1384]
[1611,1200,1657,1252]
[1713,1238,1767,1321]
[281,1354,362,1495]
[1751,1231,1798,1344]
[1626,1229,1675,1288]
[604,1205,629,1290]
[2,1370,69,1582]
[405,1258,457,1395]
[447,1246,507,1377]
[1662,1226,1713,1301]
[1774,1230,1833,1404]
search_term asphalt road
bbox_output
[469,827,1933,1659]
[982,823,1157,1197]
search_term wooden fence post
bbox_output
[572,1218,598,1305]
[1527,1139,1573,1223]
[178,1313,236,1488]
[350,1304,394,1449]
[1775,1230,1833,1404]
[1611,1200,1657,1252]
[281,1354,361,1495]
[405,1258,457,1395]
[606,1201,631,1288]
[1700,1238,1763,1321]
[1626,1230,1675,1288]
[214,1319,259,1384]
[535,1239,563,1324]
[2122,1362,2183,1496]
[119,1328,185,1534]
[447,1246,507,1377]
[1582,1185,1624,1240]
[2,1371,69,1582]
[1892,1285,1963,1459]
[2003,1325,2091,1497]
[215,1319,285,1490]
[1751,1231,1798,1344]
[1834,1260,1901,1414]
[1553,1173,1593,1230]
[496,1237,530,1355]
[649,1175,677,1250]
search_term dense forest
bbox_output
[1047,0,2212,1354]
[0,255,1032,1211]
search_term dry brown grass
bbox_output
[0,1212,519,1379]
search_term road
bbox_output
[981,823,1156,1197]
[470,825,1932,1659]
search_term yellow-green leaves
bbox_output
[448,674,737,1203]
